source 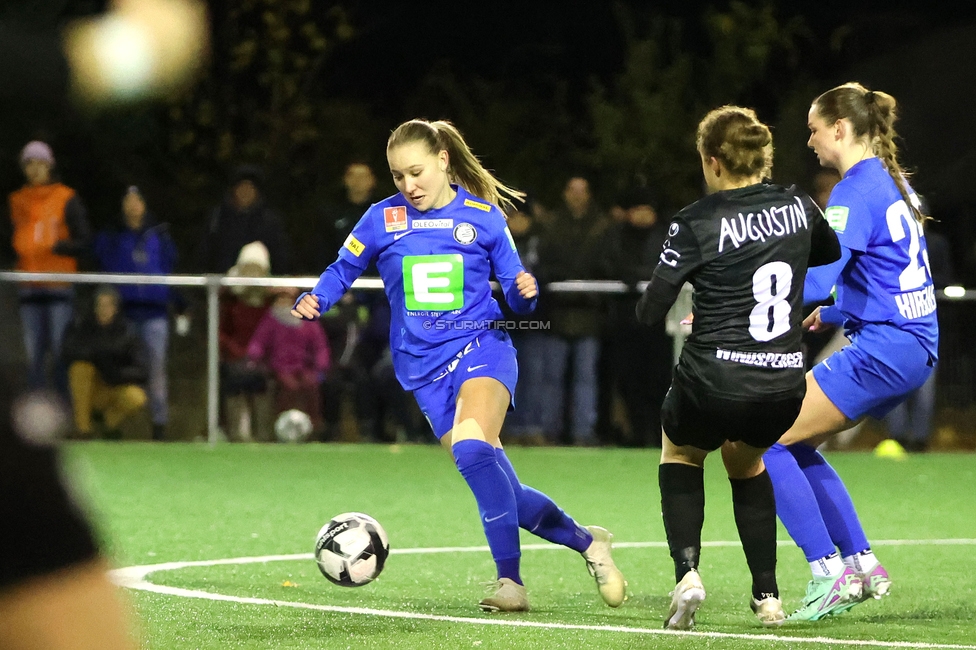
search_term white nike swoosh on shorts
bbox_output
[467,364,488,372]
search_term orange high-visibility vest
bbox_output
[8,183,78,276]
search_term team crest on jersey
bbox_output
[668,222,680,237]
[384,206,408,232]
[453,222,477,245]
[463,198,491,212]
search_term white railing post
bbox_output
[206,275,221,446]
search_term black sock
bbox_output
[729,470,779,600]
[659,463,705,583]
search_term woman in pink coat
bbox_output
[248,288,330,436]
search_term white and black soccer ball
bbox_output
[274,409,313,443]
[314,512,390,587]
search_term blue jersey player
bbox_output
[763,83,938,620]
[292,119,626,612]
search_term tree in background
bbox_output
[401,62,581,207]
[587,1,806,212]
[164,0,384,257]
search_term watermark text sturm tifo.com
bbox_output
[421,320,551,331]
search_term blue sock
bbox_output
[764,443,836,562]
[494,448,593,553]
[788,443,871,556]
[452,439,522,584]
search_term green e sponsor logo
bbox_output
[402,254,465,311]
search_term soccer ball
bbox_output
[314,512,390,587]
[274,409,313,443]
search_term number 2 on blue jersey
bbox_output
[884,198,931,292]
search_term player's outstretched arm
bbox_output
[292,257,366,321]
[803,246,851,306]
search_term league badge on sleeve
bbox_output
[824,206,849,234]
[384,206,408,232]
[504,226,517,251]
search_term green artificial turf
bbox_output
[65,442,976,649]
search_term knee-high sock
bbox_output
[453,439,522,583]
[730,470,779,600]
[764,443,836,562]
[788,443,870,556]
[659,462,705,583]
[494,448,592,552]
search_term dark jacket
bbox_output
[497,225,541,324]
[312,198,374,274]
[535,205,610,338]
[93,213,182,321]
[197,198,293,274]
[62,314,147,386]
[598,220,667,321]
[600,221,668,288]
[925,229,955,290]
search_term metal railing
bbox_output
[1,270,973,444]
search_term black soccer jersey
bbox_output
[651,183,839,400]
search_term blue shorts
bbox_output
[412,332,519,440]
[812,324,935,420]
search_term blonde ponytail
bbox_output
[388,119,525,214]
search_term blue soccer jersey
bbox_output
[807,158,938,362]
[306,185,535,390]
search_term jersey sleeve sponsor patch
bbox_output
[503,226,517,251]
[463,198,491,212]
[343,233,365,257]
[824,206,849,233]
[384,206,408,232]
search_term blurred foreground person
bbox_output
[0,384,139,650]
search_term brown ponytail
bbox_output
[696,105,774,180]
[813,82,927,222]
[387,119,525,214]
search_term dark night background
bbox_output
[2,0,976,278]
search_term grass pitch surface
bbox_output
[66,442,976,649]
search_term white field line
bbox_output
[110,538,976,650]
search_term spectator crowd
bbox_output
[0,139,950,450]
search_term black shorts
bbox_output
[661,378,803,452]
[0,429,99,591]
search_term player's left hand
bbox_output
[803,306,829,332]
[291,292,321,320]
[516,271,538,299]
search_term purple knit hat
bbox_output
[19,141,55,166]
